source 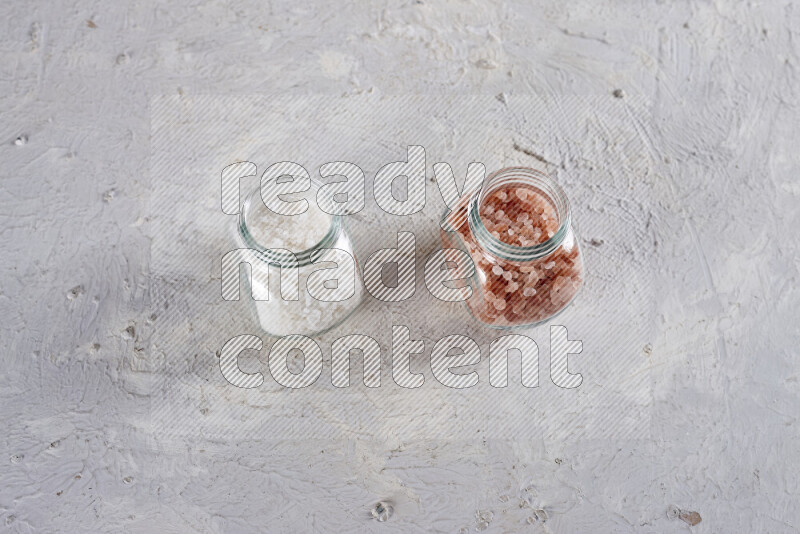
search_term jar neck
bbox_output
[238,184,341,267]
[467,167,571,262]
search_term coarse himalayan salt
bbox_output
[441,182,583,327]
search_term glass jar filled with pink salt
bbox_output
[441,167,584,328]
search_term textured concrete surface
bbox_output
[1,1,799,532]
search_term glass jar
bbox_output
[233,183,364,337]
[440,167,584,328]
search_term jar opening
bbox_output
[468,167,572,262]
[238,181,341,267]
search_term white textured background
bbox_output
[1,1,798,532]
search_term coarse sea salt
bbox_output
[246,200,332,251]
[237,189,364,336]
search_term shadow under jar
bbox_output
[441,167,584,329]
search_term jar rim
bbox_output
[237,179,342,267]
[467,167,572,262]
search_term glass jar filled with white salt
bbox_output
[441,167,584,328]
[233,182,364,337]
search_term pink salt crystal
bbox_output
[508,228,515,236]
[484,205,494,215]
[493,299,507,311]
[506,281,519,292]
[492,265,503,276]
[543,261,556,270]
[497,191,507,201]
[550,276,571,305]
[516,188,528,200]
[491,231,501,239]
[485,290,496,301]
[523,287,536,297]
[502,271,512,281]
[526,270,541,284]
[495,210,504,218]
[519,264,536,273]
